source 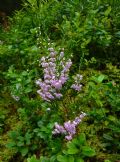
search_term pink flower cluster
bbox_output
[71,74,83,91]
[52,112,86,140]
[36,48,72,102]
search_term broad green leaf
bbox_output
[72,138,79,145]
[57,155,68,162]
[67,147,79,155]
[82,146,95,157]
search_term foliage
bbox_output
[0,0,120,162]
[27,133,95,162]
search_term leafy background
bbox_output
[0,0,120,162]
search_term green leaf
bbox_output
[115,31,120,38]
[17,136,24,142]
[67,142,75,149]
[50,155,56,162]
[39,156,49,162]
[25,132,32,145]
[20,147,29,156]
[17,141,24,147]
[82,146,95,157]
[72,138,79,145]
[22,71,28,76]
[67,141,79,154]
[9,131,18,139]
[24,87,32,93]
[78,133,86,145]
[104,160,111,162]
[108,115,116,122]
[67,147,79,155]
[6,142,16,148]
[103,134,113,141]
[57,155,68,162]
[104,6,111,16]
[76,158,84,162]
[27,155,40,162]
[97,75,105,83]
[68,156,74,162]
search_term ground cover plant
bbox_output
[0,0,120,162]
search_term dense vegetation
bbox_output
[0,0,120,162]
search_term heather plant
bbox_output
[36,47,83,103]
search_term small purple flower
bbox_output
[52,129,60,134]
[45,92,54,100]
[54,93,63,98]
[71,84,82,91]
[50,52,56,57]
[49,62,56,67]
[71,74,83,92]
[53,81,62,90]
[54,123,66,134]
[64,121,76,135]
[43,68,49,74]
[44,80,50,84]
[44,74,51,80]
[79,112,86,119]
[41,62,49,68]
[73,117,81,125]
[48,58,56,62]
[65,135,73,141]
[60,76,68,84]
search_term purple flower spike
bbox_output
[52,112,86,140]
[36,47,73,102]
